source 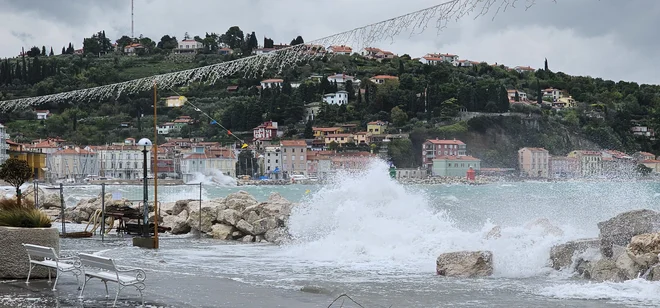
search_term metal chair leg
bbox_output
[78,276,90,299]
[52,270,60,291]
[47,268,51,283]
[25,264,34,284]
[103,280,109,298]
[113,286,122,307]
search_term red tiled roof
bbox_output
[368,121,387,126]
[520,147,548,152]
[280,140,307,147]
[425,139,465,145]
[371,75,398,80]
[329,45,352,53]
[313,127,341,132]
[261,79,283,83]
[54,148,94,155]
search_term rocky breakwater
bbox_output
[159,191,293,244]
[22,186,63,221]
[549,209,660,282]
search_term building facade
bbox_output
[422,139,467,169]
[322,91,348,105]
[432,156,481,177]
[50,148,99,181]
[518,147,550,178]
[264,146,282,178]
[568,150,603,177]
[549,157,578,179]
[281,140,307,175]
[0,124,7,165]
[95,145,151,180]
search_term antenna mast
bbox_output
[131,0,134,38]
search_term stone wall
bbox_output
[0,227,60,279]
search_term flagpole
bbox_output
[153,81,159,249]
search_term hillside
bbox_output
[1,38,660,168]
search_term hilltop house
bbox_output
[361,47,395,61]
[253,121,280,141]
[322,91,348,105]
[261,79,284,89]
[35,110,50,120]
[370,75,398,84]
[327,74,359,85]
[422,53,459,65]
[328,45,352,55]
[367,121,387,134]
[174,39,204,54]
[124,43,144,55]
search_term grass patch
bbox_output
[0,198,52,228]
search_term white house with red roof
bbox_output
[123,43,144,55]
[253,121,280,141]
[370,75,398,84]
[175,39,204,54]
[328,45,353,55]
[261,78,284,89]
[35,110,50,120]
[361,47,395,61]
[422,53,459,65]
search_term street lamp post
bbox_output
[137,138,152,237]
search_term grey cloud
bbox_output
[0,0,124,24]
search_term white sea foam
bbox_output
[537,279,660,306]
[186,169,237,186]
[282,159,581,278]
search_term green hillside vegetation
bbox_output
[1,28,659,168]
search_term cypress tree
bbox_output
[536,78,543,105]
[41,46,46,56]
[61,46,66,54]
[544,58,549,71]
[49,47,54,56]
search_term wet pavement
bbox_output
[0,271,344,308]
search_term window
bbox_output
[300,156,304,161]
[268,159,271,163]
[293,156,296,161]
[300,149,304,153]
[134,162,138,169]
[284,149,287,153]
[119,162,123,169]
[276,159,279,163]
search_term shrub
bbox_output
[0,198,52,228]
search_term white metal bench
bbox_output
[22,244,82,291]
[77,253,146,307]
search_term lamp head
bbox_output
[137,138,152,151]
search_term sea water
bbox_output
[46,161,660,307]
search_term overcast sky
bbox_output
[0,0,656,84]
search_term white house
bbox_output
[255,48,276,55]
[507,90,528,102]
[50,148,99,181]
[543,88,562,102]
[328,45,353,55]
[261,79,284,89]
[323,91,348,105]
[35,110,50,120]
[158,122,176,135]
[304,102,321,122]
[174,39,204,54]
[327,74,359,85]
[124,43,144,55]
[95,145,151,180]
[422,53,458,65]
[514,66,535,73]
[370,75,398,84]
[264,146,283,178]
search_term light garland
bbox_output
[0,0,551,112]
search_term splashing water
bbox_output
[186,169,237,186]
[282,159,580,278]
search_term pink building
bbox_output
[518,147,549,178]
[422,139,467,169]
[281,140,307,175]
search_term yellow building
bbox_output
[7,141,47,180]
[313,127,343,139]
[353,132,372,145]
[165,96,187,107]
[324,134,355,145]
[367,121,387,134]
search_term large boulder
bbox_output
[590,258,628,282]
[162,210,191,235]
[159,202,176,215]
[550,238,600,270]
[211,224,235,240]
[186,200,224,233]
[260,193,294,218]
[217,209,241,226]
[251,218,280,236]
[41,193,63,209]
[225,191,258,212]
[598,209,660,257]
[436,251,493,278]
[626,233,660,268]
[235,219,256,235]
[172,199,194,216]
[22,186,46,206]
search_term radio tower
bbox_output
[131,0,134,38]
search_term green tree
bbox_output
[49,47,54,56]
[304,120,314,139]
[41,46,46,56]
[220,26,245,49]
[328,141,338,151]
[66,42,74,54]
[156,35,178,50]
[544,58,549,71]
[290,36,304,46]
[514,91,520,102]
[391,106,408,127]
[116,35,134,49]
[0,158,34,207]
